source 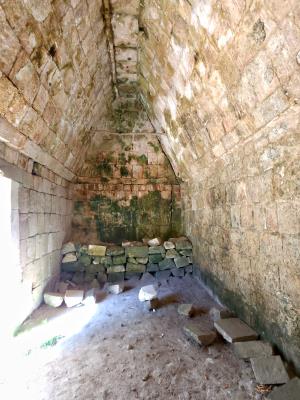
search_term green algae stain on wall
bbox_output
[83,190,182,243]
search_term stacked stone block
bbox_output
[61,237,193,285]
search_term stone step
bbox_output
[269,377,300,400]
[233,341,273,359]
[250,355,289,385]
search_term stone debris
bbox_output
[250,356,289,385]
[209,307,234,321]
[163,241,175,250]
[178,304,194,317]
[82,289,97,305]
[59,238,193,286]
[64,290,84,307]
[107,283,124,295]
[233,341,273,360]
[44,292,64,307]
[214,318,258,343]
[148,238,162,246]
[183,324,217,346]
[62,253,77,263]
[61,242,76,255]
[138,285,158,302]
[269,377,300,400]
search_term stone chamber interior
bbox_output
[0,0,299,397]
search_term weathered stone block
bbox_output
[112,255,126,265]
[62,253,77,263]
[250,356,289,384]
[146,263,159,272]
[233,341,273,360]
[174,256,190,269]
[149,253,164,263]
[214,318,258,343]
[269,377,300,400]
[148,245,165,254]
[106,246,125,256]
[136,257,148,264]
[125,245,148,258]
[159,258,175,270]
[88,245,106,256]
[126,262,146,273]
[183,325,217,346]
[163,241,175,250]
[44,292,64,307]
[171,267,185,277]
[107,265,125,273]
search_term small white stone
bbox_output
[138,285,158,302]
[44,292,64,307]
[108,283,124,295]
[148,237,162,246]
[296,50,300,65]
[82,289,97,305]
[163,241,175,250]
[64,290,84,307]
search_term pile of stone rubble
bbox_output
[179,305,299,399]
[60,237,193,285]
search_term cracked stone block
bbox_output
[88,245,106,257]
[233,341,273,359]
[178,304,194,317]
[250,356,289,384]
[44,292,64,307]
[138,284,158,302]
[214,318,258,343]
[183,324,217,346]
[106,246,124,256]
[64,290,84,307]
[269,377,300,400]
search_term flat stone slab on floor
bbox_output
[214,318,258,343]
[183,324,217,346]
[233,341,273,359]
[269,377,300,400]
[250,356,289,385]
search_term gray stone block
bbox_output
[107,272,125,283]
[171,267,185,277]
[148,245,165,254]
[125,246,148,258]
[269,377,300,400]
[233,341,273,360]
[146,263,159,272]
[250,356,289,384]
[183,324,216,346]
[126,262,146,273]
[159,258,175,270]
[214,318,258,343]
[174,256,190,268]
[155,270,171,280]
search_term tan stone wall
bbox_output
[139,1,300,371]
[0,0,113,180]
[0,142,73,326]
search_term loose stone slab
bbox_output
[112,255,126,265]
[126,262,146,273]
[126,246,148,258]
[108,272,125,282]
[44,292,64,307]
[159,258,175,270]
[233,341,273,359]
[106,246,124,256]
[163,241,175,250]
[148,245,165,254]
[138,285,158,301]
[166,249,179,258]
[269,377,300,400]
[209,307,234,321]
[94,256,112,266]
[174,256,190,269]
[171,267,185,277]
[250,356,289,384]
[107,265,125,273]
[108,283,124,294]
[62,253,77,263]
[183,325,217,346]
[88,245,106,257]
[61,242,76,255]
[64,290,84,307]
[136,257,148,264]
[178,304,194,317]
[146,263,159,272]
[214,318,258,343]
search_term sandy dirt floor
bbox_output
[0,274,269,400]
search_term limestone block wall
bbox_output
[72,133,182,243]
[0,0,113,179]
[0,142,73,327]
[139,1,300,371]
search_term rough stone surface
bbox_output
[214,318,258,343]
[174,256,190,269]
[44,292,63,308]
[61,242,76,255]
[183,325,217,346]
[64,290,84,308]
[209,307,235,322]
[125,246,148,258]
[159,258,175,271]
[269,377,300,400]
[163,241,175,250]
[250,356,289,384]
[88,245,106,257]
[233,341,273,360]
